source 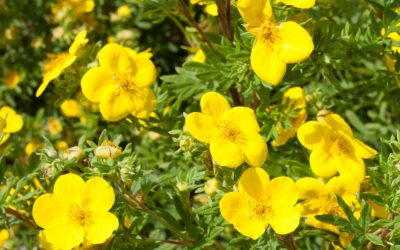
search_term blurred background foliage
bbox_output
[1,0,400,249]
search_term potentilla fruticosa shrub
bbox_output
[1,0,400,249]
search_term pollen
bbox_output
[249,200,274,221]
[69,204,93,227]
[332,137,352,157]
[256,20,279,45]
[218,120,245,143]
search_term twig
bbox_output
[215,0,233,40]
[285,233,298,250]
[5,207,36,230]
[177,0,216,53]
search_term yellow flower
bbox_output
[81,43,157,121]
[1,70,20,89]
[297,113,377,181]
[220,167,300,239]
[192,49,206,63]
[52,0,94,16]
[272,87,307,146]
[0,106,24,145]
[237,0,314,85]
[47,118,63,135]
[56,140,69,150]
[32,173,119,249]
[185,92,268,168]
[25,140,43,156]
[116,5,131,17]
[190,0,218,16]
[296,176,359,247]
[276,0,315,9]
[0,229,9,247]
[60,99,84,117]
[382,23,400,53]
[36,30,88,97]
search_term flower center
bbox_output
[331,137,352,157]
[249,200,274,222]
[322,196,342,216]
[69,204,93,227]
[256,20,279,45]
[217,120,245,144]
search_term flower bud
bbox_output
[176,181,188,192]
[204,178,220,196]
[60,146,84,161]
[94,140,122,159]
[316,109,332,122]
[41,163,54,178]
[179,137,193,151]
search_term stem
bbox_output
[177,0,216,53]
[5,207,36,230]
[121,192,191,242]
[285,233,298,250]
[215,0,233,40]
[229,86,242,106]
[140,235,195,246]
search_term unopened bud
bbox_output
[179,137,193,151]
[316,109,331,122]
[176,181,188,192]
[94,140,122,159]
[120,165,134,185]
[204,178,220,196]
[41,163,54,178]
[60,146,84,161]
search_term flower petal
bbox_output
[32,193,68,229]
[322,113,352,135]
[309,148,339,178]
[268,177,298,208]
[269,206,300,234]
[237,0,270,28]
[350,138,377,159]
[251,39,287,85]
[0,133,10,145]
[241,132,268,167]
[53,173,85,204]
[84,177,115,212]
[129,88,157,119]
[81,67,116,103]
[295,177,329,216]
[0,107,23,133]
[219,192,265,240]
[275,21,314,64]
[43,219,84,250]
[238,167,270,200]
[227,107,260,132]
[185,112,218,143]
[85,211,119,244]
[68,30,88,55]
[278,0,315,9]
[200,92,231,122]
[297,121,333,150]
[99,89,133,121]
[336,154,365,183]
[130,52,157,88]
[98,43,126,71]
[210,137,244,168]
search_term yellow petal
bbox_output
[84,177,115,212]
[305,216,339,234]
[36,55,77,97]
[268,177,298,208]
[130,52,157,88]
[237,0,270,28]
[0,107,23,133]
[99,88,133,121]
[241,131,268,167]
[238,167,270,200]
[297,121,333,150]
[336,154,365,183]
[269,205,300,234]
[210,137,244,168]
[275,21,314,64]
[43,220,84,250]
[322,113,352,136]
[205,3,218,16]
[84,211,119,244]
[251,39,287,85]
[219,192,265,240]
[185,112,218,143]
[295,177,329,216]
[309,148,339,178]
[0,133,10,145]
[200,92,231,121]
[271,126,293,147]
[326,176,360,199]
[278,0,315,9]
[53,173,85,204]
[349,137,377,159]
[228,107,260,132]
[68,30,88,55]
[130,88,157,119]
[32,194,68,229]
[98,43,127,72]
